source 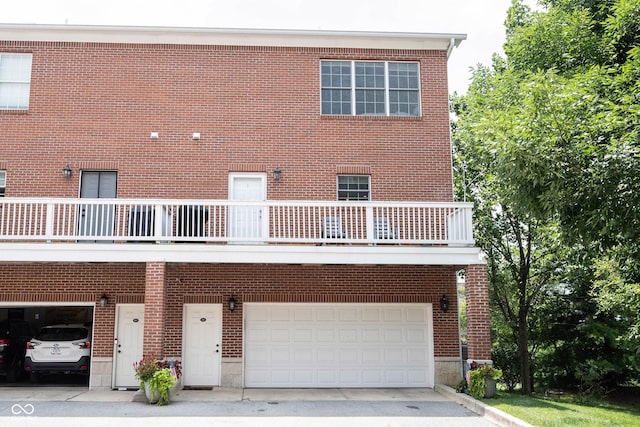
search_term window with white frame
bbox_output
[337,175,370,201]
[0,171,6,197]
[321,60,420,116]
[0,53,33,110]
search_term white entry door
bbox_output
[245,303,434,388]
[113,304,144,388]
[228,173,266,242]
[183,304,222,387]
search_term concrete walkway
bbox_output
[1,386,449,402]
[0,385,532,427]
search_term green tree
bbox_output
[452,80,561,394]
[452,0,640,393]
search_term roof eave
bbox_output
[0,23,466,50]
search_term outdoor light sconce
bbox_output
[228,296,237,312]
[63,164,72,178]
[440,295,450,313]
[273,167,281,182]
[99,294,108,308]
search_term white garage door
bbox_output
[244,303,434,388]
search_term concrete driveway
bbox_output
[0,386,515,427]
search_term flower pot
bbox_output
[484,378,497,398]
[144,381,161,404]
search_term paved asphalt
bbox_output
[0,385,499,427]
[1,401,497,427]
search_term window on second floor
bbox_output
[337,175,370,201]
[0,171,6,197]
[0,53,32,110]
[321,60,420,117]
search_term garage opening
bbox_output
[0,305,93,387]
[244,303,434,388]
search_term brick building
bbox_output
[0,24,490,390]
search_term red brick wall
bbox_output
[464,264,491,360]
[0,263,146,356]
[0,262,461,358]
[0,41,453,202]
[164,263,460,358]
[143,262,166,359]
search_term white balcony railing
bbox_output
[0,198,474,246]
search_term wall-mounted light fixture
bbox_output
[439,295,450,313]
[99,294,108,308]
[63,165,72,178]
[228,296,237,312]
[150,132,159,139]
[192,132,201,140]
[273,167,281,182]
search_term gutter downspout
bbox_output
[446,37,457,59]
[446,36,463,201]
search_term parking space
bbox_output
[0,305,93,387]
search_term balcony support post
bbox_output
[365,206,374,243]
[45,203,54,242]
[154,204,165,243]
[464,263,492,362]
[465,207,474,244]
[143,261,166,359]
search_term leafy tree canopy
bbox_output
[471,0,640,248]
[453,0,640,391]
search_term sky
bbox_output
[1,0,525,94]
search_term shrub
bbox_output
[468,364,503,399]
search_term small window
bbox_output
[321,60,420,117]
[0,53,33,110]
[0,171,5,197]
[337,175,370,201]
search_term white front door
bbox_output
[183,304,222,387]
[113,304,144,388]
[244,303,434,388]
[228,173,266,242]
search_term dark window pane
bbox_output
[337,175,370,201]
[322,89,351,114]
[355,62,384,89]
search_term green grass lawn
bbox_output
[482,390,640,427]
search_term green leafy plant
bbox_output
[468,364,503,399]
[147,368,176,406]
[133,357,181,406]
[455,378,469,393]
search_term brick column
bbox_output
[143,261,166,359]
[465,263,492,361]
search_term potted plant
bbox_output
[467,362,502,399]
[134,358,181,405]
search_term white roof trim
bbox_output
[0,243,484,266]
[0,23,466,51]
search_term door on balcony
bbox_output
[228,173,266,243]
[78,171,117,242]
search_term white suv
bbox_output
[25,324,91,382]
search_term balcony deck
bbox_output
[0,198,481,265]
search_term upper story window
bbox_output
[0,171,6,197]
[0,53,32,110]
[337,175,370,201]
[321,60,420,117]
